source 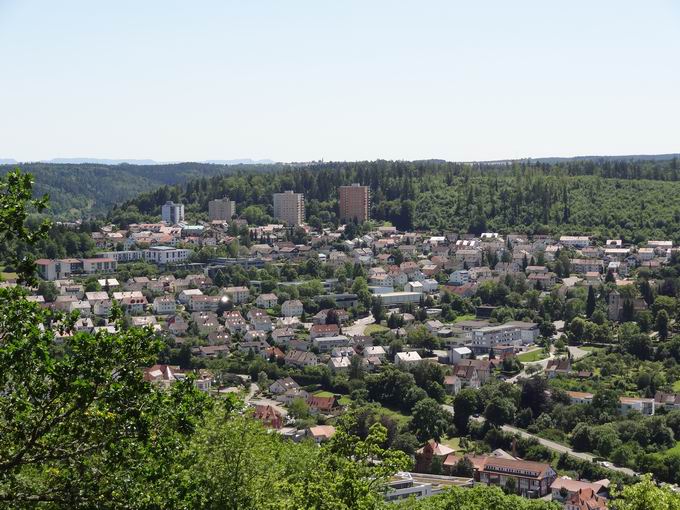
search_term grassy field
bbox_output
[364,324,389,335]
[453,314,477,323]
[0,266,18,281]
[440,436,462,451]
[313,390,352,406]
[517,349,549,362]
[673,380,680,392]
[666,442,680,456]
[379,405,412,427]
[581,346,604,353]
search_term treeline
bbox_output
[109,158,680,242]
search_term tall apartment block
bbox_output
[273,190,305,226]
[339,183,370,222]
[161,201,185,225]
[208,197,236,221]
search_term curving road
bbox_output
[501,424,636,477]
[343,313,375,337]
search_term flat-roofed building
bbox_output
[339,183,370,223]
[273,190,305,226]
[208,197,236,221]
[161,201,184,225]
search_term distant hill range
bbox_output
[0,158,275,166]
[475,153,680,165]
[0,161,279,219]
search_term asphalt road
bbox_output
[343,313,375,337]
[501,424,636,477]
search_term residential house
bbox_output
[313,334,350,353]
[178,288,203,305]
[550,477,609,505]
[450,346,472,364]
[256,293,278,309]
[528,272,556,290]
[415,440,456,473]
[238,340,271,357]
[310,323,340,340]
[269,376,300,395]
[307,394,338,414]
[444,375,462,395]
[223,286,250,304]
[567,391,594,405]
[654,391,680,410]
[85,291,113,316]
[307,425,336,443]
[188,294,220,313]
[285,349,318,368]
[363,345,387,360]
[194,344,230,358]
[421,278,439,293]
[619,396,655,416]
[247,308,274,332]
[570,259,604,274]
[565,488,608,510]
[395,351,422,368]
[152,295,176,315]
[272,327,296,345]
[282,299,304,317]
[405,281,424,293]
[253,404,284,429]
[167,315,189,336]
[223,311,247,333]
[453,359,492,385]
[328,356,351,372]
[545,358,571,378]
[119,295,147,315]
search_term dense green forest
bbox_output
[0,162,277,219]
[110,158,680,242]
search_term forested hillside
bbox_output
[111,158,680,242]
[0,162,278,219]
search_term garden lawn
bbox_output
[517,349,549,362]
[440,437,462,451]
[364,324,389,335]
[453,314,477,323]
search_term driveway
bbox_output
[506,347,555,384]
[344,313,375,337]
[567,345,590,361]
[249,396,289,417]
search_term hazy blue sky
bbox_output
[1,1,678,162]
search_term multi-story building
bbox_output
[619,396,655,416]
[338,183,370,223]
[313,335,350,353]
[223,286,250,304]
[208,197,236,221]
[152,295,177,315]
[36,258,117,281]
[273,190,305,226]
[469,324,522,354]
[161,201,185,225]
[462,455,557,498]
[143,246,193,265]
